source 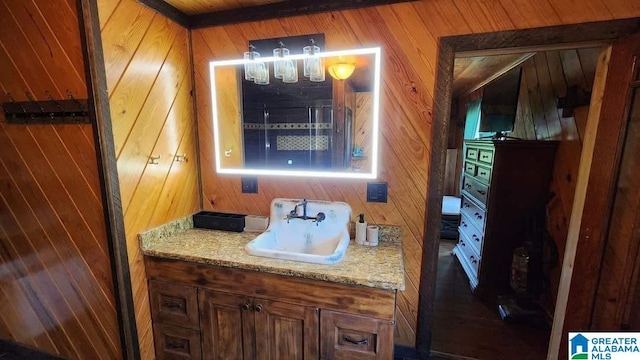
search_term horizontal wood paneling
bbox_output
[0,0,119,358]
[99,0,199,358]
[192,1,639,348]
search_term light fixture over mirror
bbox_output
[209,46,381,179]
[328,62,355,80]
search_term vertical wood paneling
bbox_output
[192,2,635,348]
[99,0,199,358]
[0,0,120,358]
[510,49,602,316]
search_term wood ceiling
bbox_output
[452,53,535,97]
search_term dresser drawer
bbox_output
[150,280,199,330]
[321,310,393,360]
[464,162,476,177]
[460,196,486,232]
[454,236,480,282]
[459,214,483,255]
[465,147,479,161]
[462,176,489,204]
[477,148,494,165]
[476,164,491,183]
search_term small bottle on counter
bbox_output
[355,213,367,245]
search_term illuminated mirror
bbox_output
[209,47,381,179]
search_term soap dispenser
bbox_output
[356,213,367,245]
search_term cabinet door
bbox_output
[320,310,393,360]
[254,299,319,360]
[199,289,255,360]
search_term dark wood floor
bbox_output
[431,241,550,360]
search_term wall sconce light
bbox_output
[328,62,355,80]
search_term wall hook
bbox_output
[224,147,233,157]
[174,153,188,162]
[26,92,45,113]
[149,155,161,165]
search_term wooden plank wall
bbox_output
[192,2,639,347]
[510,49,601,316]
[0,0,120,358]
[98,0,200,358]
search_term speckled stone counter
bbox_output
[139,216,405,291]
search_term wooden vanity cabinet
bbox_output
[199,289,319,360]
[145,256,396,360]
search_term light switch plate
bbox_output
[367,182,388,203]
[241,176,258,194]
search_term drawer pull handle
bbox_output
[464,203,470,208]
[255,304,263,312]
[167,340,186,350]
[474,213,482,220]
[242,303,251,311]
[461,221,467,227]
[343,336,368,346]
[465,183,472,188]
[476,190,486,196]
[470,255,478,264]
[162,301,184,310]
[480,171,487,176]
[472,234,480,242]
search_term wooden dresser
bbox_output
[453,140,557,293]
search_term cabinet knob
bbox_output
[242,303,251,311]
[255,304,263,312]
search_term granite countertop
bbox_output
[139,216,405,291]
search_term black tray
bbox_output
[193,211,246,232]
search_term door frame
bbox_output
[419,18,640,359]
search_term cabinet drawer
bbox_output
[476,164,491,183]
[465,147,479,161]
[462,176,489,204]
[459,214,483,254]
[321,310,393,360]
[464,162,476,177]
[460,196,486,232]
[150,280,199,330]
[477,148,494,165]
[153,323,201,360]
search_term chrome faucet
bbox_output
[286,199,325,225]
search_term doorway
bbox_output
[431,46,603,359]
[417,18,640,360]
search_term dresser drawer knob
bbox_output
[343,336,368,346]
[470,255,478,264]
[242,303,251,311]
[472,234,480,242]
[474,213,482,220]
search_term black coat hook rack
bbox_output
[1,90,90,124]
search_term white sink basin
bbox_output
[245,198,352,264]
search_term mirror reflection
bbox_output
[210,47,380,179]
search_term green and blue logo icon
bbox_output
[569,332,640,360]
[570,333,589,359]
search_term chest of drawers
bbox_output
[453,140,558,293]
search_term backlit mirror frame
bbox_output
[209,47,381,179]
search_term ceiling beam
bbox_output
[137,0,191,27]
[138,0,419,29]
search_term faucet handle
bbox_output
[314,212,326,226]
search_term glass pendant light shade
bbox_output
[273,46,289,79]
[253,62,270,85]
[328,63,355,80]
[303,44,325,82]
[282,59,298,83]
[244,46,260,81]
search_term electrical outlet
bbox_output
[366,182,388,203]
[241,176,258,194]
